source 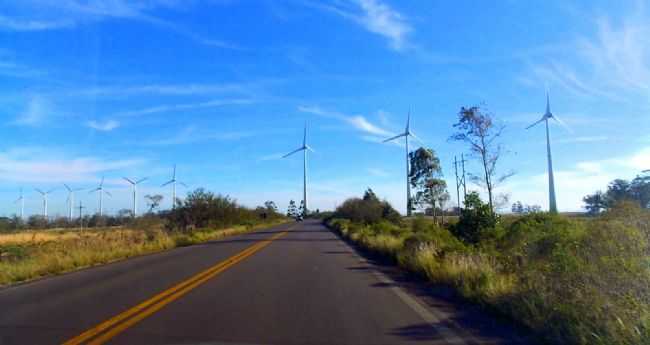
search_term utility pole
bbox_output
[454,156,461,215]
[78,201,85,233]
[460,153,468,199]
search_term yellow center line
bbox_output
[63,227,292,345]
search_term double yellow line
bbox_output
[63,229,289,345]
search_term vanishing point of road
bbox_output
[0,220,531,345]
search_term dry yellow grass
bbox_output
[0,220,288,286]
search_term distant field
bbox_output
[0,220,287,286]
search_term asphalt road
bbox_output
[0,220,531,345]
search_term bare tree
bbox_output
[450,105,513,213]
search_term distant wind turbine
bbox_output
[162,165,187,209]
[526,92,568,214]
[383,110,422,217]
[64,184,84,221]
[35,188,56,219]
[283,123,314,216]
[123,177,147,216]
[14,188,24,220]
[89,177,111,216]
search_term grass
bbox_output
[0,219,288,287]
[328,207,650,345]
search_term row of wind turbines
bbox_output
[284,93,564,216]
[13,165,186,220]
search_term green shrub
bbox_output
[452,192,500,244]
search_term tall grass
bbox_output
[328,203,650,345]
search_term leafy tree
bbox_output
[299,200,305,216]
[450,105,513,213]
[583,173,650,213]
[264,201,278,212]
[335,188,401,224]
[452,192,499,244]
[512,201,524,214]
[287,200,298,218]
[145,194,164,213]
[409,147,448,223]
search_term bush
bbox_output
[452,192,500,244]
[334,189,401,224]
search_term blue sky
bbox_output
[0,0,649,217]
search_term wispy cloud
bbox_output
[298,105,393,137]
[367,168,389,177]
[0,147,144,183]
[115,98,255,117]
[77,83,252,97]
[12,95,51,126]
[0,1,239,49]
[86,119,120,132]
[307,0,412,51]
[142,125,256,146]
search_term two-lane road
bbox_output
[0,220,529,345]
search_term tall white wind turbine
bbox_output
[162,165,187,209]
[35,188,55,219]
[383,111,423,217]
[89,177,111,216]
[283,123,314,216]
[64,184,84,221]
[123,177,147,216]
[14,188,24,220]
[526,93,568,214]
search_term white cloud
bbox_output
[142,125,257,146]
[115,98,254,117]
[308,0,412,51]
[86,119,120,131]
[0,147,144,184]
[367,168,389,177]
[13,95,50,126]
[298,105,393,137]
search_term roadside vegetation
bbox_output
[0,188,287,286]
[327,189,650,345]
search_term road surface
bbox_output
[0,220,530,345]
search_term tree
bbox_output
[299,200,305,217]
[145,194,164,213]
[453,192,499,244]
[287,200,298,218]
[264,201,278,212]
[409,147,448,224]
[512,201,524,214]
[450,105,513,214]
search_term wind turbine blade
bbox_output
[526,117,546,130]
[383,133,407,143]
[100,176,105,187]
[123,177,135,185]
[74,188,84,192]
[406,109,411,132]
[173,165,176,179]
[47,188,56,194]
[409,131,425,145]
[89,188,100,194]
[306,145,315,153]
[63,183,72,192]
[104,190,112,197]
[161,180,174,187]
[179,182,188,188]
[283,147,304,158]
[550,114,574,133]
[303,122,307,147]
[136,177,148,184]
[35,188,44,195]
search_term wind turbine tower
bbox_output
[526,93,567,214]
[14,188,25,220]
[283,123,314,216]
[383,111,422,217]
[123,177,147,216]
[35,188,55,219]
[90,177,112,216]
[162,165,187,209]
[64,184,84,221]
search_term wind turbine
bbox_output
[90,177,111,216]
[283,123,314,216]
[123,176,147,216]
[383,110,422,217]
[14,188,24,220]
[64,184,84,221]
[35,188,56,219]
[162,165,187,209]
[526,92,567,214]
